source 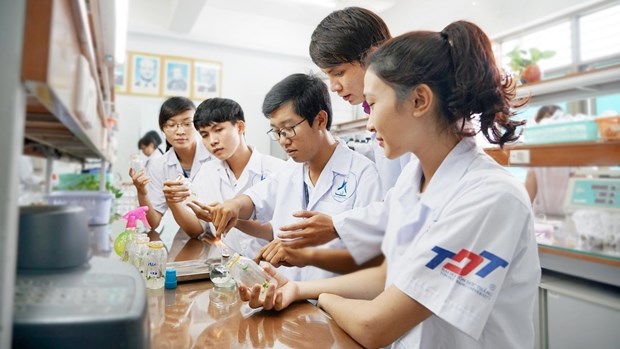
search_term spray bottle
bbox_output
[114,206,150,259]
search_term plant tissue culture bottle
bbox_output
[145,241,167,289]
[225,253,274,301]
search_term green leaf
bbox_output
[530,48,542,63]
[541,50,556,59]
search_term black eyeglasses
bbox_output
[266,119,307,141]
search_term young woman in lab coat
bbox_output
[129,96,211,228]
[137,131,163,170]
[163,98,285,257]
[235,21,541,348]
[204,73,384,281]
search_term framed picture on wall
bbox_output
[114,60,127,94]
[162,57,191,97]
[192,60,222,101]
[129,52,161,96]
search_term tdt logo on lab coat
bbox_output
[331,173,357,202]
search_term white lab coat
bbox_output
[245,142,383,281]
[192,147,285,257]
[146,136,212,214]
[381,138,540,348]
[144,149,163,171]
[333,158,418,265]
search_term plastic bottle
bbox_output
[131,234,150,276]
[176,174,197,205]
[114,206,150,258]
[130,153,144,174]
[225,253,274,301]
[145,241,167,289]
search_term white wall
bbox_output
[114,32,353,181]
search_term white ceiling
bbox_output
[127,0,597,58]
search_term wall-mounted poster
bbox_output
[163,57,191,97]
[192,60,222,100]
[129,53,161,96]
[114,60,127,94]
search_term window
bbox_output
[500,21,572,73]
[579,4,620,62]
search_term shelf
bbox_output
[21,0,112,162]
[538,243,620,288]
[331,117,369,137]
[516,65,620,105]
[484,141,620,167]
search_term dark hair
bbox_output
[310,7,390,68]
[158,97,195,151]
[262,73,333,130]
[367,21,526,147]
[194,98,245,129]
[138,131,163,153]
[534,105,562,124]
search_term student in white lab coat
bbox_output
[129,96,211,228]
[310,7,412,191]
[275,7,414,266]
[137,130,163,170]
[236,22,541,349]
[163,98,285,257]
[203,73,384,281]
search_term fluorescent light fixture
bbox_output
[115,0,128,64]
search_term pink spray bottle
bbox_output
[114,206,150,258]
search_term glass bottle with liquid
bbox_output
[131,234,150,277]
[145,241,167,289]
[224,253,274,301]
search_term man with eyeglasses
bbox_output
[201,73,384,282]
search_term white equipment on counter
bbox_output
[563,176,620,253]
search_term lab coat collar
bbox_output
[418,138,480,209]
[165,136,212,179]
[296,142,353,210]
[245,146,264,178]
[215,145,263,183]
[327,142,353,176]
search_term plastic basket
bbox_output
[595,115,620,141]
[523,120,599,144]
[57,173,114,190]
[46,191,113,225]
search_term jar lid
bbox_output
[148,241,164,249]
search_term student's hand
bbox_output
[206,201,240,238]
[162,179,189,204]
[278,211,338,248]
[238,264,299,311]
[256,240,312,268]
[187,200,213,222]
[129,168,151,196]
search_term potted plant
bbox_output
[506,47,556,84]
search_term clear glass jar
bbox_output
[225,253,274,301]
[145,241,167,289]
[120,229,137,262]
[130,153,144,173]
[131,234,150,277]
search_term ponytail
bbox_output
[440,21,525,146]
[368,20,526,147]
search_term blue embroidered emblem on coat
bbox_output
[332,173,357,202]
